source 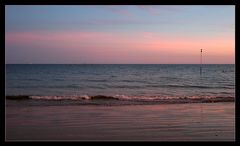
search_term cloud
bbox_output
[100,6,134,17]
[136,6,184,15]
[6,30,234,54]
[101,5,179,16]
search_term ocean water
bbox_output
[6,64,235,105]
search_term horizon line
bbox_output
[5,63,235,65]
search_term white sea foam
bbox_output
[25,95,235,103]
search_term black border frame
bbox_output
[2,0,238,143]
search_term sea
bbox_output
[6,64,235,106]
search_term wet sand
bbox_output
[6,102,235,141]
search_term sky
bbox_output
[5,5,235,64]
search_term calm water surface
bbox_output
[6,64,235,105]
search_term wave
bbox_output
[146,84,234,89]
[6,95,235,105]
[82,79,108,82]
[6,95,30,100]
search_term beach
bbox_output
[5,5,235,142]
[6,102,235,141]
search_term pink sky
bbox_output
[5,6,235,64]
[6,30,234,64]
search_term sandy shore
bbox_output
[6,102,235,141]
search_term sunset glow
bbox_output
[5,5,235,64]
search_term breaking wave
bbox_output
[6,95,235,105]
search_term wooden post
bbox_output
[200,49,202,75]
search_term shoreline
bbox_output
[6,102,235,141]
[5,95,235,106]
